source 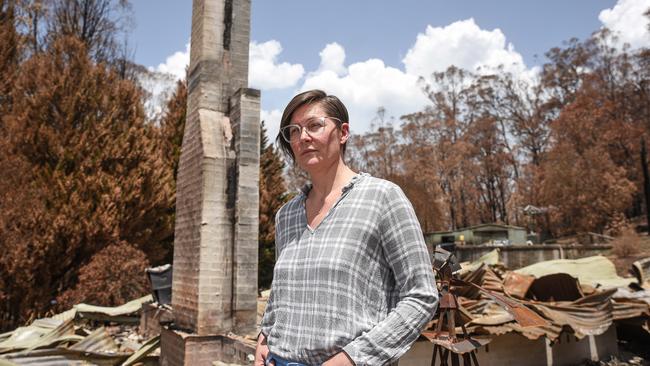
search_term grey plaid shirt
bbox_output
[260,173,438,365]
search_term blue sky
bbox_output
[130,0,650,139]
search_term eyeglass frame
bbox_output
[279,116,344,143]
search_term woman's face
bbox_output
[289,103,349,173]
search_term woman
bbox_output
[255,90,438,366]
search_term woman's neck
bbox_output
[307,158,356,200]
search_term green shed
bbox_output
[425,223,528,246]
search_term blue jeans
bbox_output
[265,353,310,366]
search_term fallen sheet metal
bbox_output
[503,272,535,299]
[0,319,78,354]
[612,288,650,306]
[0,347,131,366]
[121,336,160,366]
[465,302,514,326]
[0,296,160,366]
[421,332,492,354]
[453,278,548,328]
[470,321,564,341]
[435,255,650,346]
[528,273,584,302]
[632,257,650,286]
[458,249,500,275]
[524,290,615,338]
[611,288,650,323]
[69,328,118,353]
[456,263,504,300]
[515,255,636,289]
[73,295,153,323]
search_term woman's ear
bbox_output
[339,122,350,144]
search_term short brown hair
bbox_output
[275,89,350,163]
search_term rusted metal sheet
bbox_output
[611,288,650,320]
[453,278,548,328]
[0,347,131,365]
[0,296,159,366]
[515,255,636,289]
[503,272,535,299]
[68,328,118,353]
[469,322,563,341]
[428,251,650,352]
[0,319,76,355]
[528,273,584,302]
[612,300,650,320]
[421,332,491,354]
[482,266,504,293]
[525,291,614,338]
[632,257,650,286]
[465,302,514,326]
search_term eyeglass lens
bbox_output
[282,117,326,142]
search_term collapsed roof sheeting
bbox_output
[527,273,584,302]
[0,296,159,366]
[515,255,636,289]
[502,272,535,299]
[73,296,153,323]
[524,290,615,338]
[433,253,650,345]
[0,319,78,354]
[632,257,650,285]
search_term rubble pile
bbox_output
[423,250,650,365]
[0,296,159,366]
[1,250,648,365]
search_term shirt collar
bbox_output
[299,172,368,196]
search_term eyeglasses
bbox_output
[279,116,343,143]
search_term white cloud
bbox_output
[302,57,428,134]
[599,0,650,50]
[261,109,283,146]
[298,19,535,133]
[249,40,305,90]
[150,20,537,134]
[137,69,177,120]
[150,39,304,90]
[317,43,346,76]
[151,43,190,80]
[403,18,527,78]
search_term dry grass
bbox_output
[611,228,642,258]
[608,229,650,277]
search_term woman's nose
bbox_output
[298,127,312,142]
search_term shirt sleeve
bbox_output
[342,184,439,365]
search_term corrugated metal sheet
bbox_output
[471,321,563,341]
[0,297,159,366]
[526,294,613,338]
[69,328,118,353]
[612,288,650,320]
[1,347,130,365]
[632,257,650,285]
[528,273,584,302]
[515,255,636,289]
[503,272,535,299]
[122,336,159,366]
[434,253,650,344]
[0,319,76,354]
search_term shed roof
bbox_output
[427,223,526,235]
